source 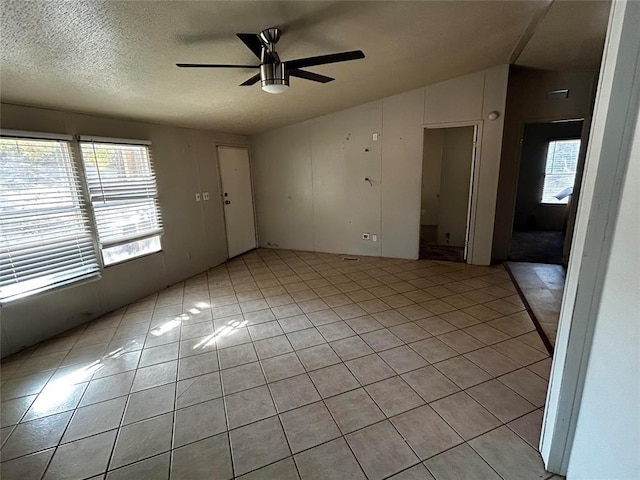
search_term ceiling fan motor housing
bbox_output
[260,61,289,92]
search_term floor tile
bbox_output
[527,358,552,381]
[225,385,276,429]
[467,379,536,423]
[317,321,356,342]
[492,338,548,366]
[388,464,435,479]
[237,456,300,479]
[346,420,419,480]
[372,310,409,327]
[401,366,459,402]
[390,404,463,460]
[294,437,366,480]
[220,362,265,395]
[269,374,321,413]
[410,338,458,363]
[248,321,285,341]
[175,371,222,409]
[329,336,374,361]
[171,432,232,479]
[138,342,179,368]
[22,381,87,421]
[131,360,177,392]
[219,343,258,369]
[254,335,293,359]
[433,356,492,389]
[296,344,341,371]
[63,396,127,443]
[361,328,404,352]
[464,347,520,377]
[229,417,290,476]
[414,317,457,336]
[425,443,501,480]
[280,401,341,453]
[123,383,175,425]
[437,330,485,354]
[365,376,424,416]
[173,398,226,447]
[345,354,395,385]
[286,328,326,350]
[261,352,306,382]
[345,315,384,334]
[389,322,431,343]
[499,368,549,407]
[306,309,342,326]
[110,412,173,469]
[44,429,117,479]
[0,448,54,480]
[324,388,384,434]
[469,426,550,480]
[508,409,544,448]
[0,411,72,461]
[272,304,304,320]
[278,314,314,333]
[308,363,360,398]
[379,345,429,374]
[333,304,366,320]
[431,392,501,440]
[0,395,36,427]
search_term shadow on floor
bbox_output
[509,231,564,265]
[419,225,465,262]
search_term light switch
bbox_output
[373,133,378,141]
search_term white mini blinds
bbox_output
[79,138,163,265]
[0,134,100,303]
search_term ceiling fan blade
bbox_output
[237,33,265,59]
[286,50,365,70]
[240,73,261,86]
[288,68,334,83]
[176,63,259,69]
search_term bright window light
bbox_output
[80,142,163,265]
[541,139,581,205]
[0,136,100,303]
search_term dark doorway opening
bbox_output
[508,120,584,264]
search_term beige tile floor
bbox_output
[0,249,560,480]
[506,262,566,347]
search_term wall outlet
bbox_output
[372,234,378,242]
[203,192,210,201]
[362,233,370,240]
[195,193,201,202]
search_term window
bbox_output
[541,139,581,204]
[0,134,100,303]
[79,139,162,265]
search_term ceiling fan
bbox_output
[176,27,365,94]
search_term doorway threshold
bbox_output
[504,262,566,355]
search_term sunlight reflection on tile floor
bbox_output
[0,249,562,479]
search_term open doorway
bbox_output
[508,120,584,264]
[420,125,477,262]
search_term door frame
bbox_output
[215,144,258,260]
[421,120,482,263]
[505,117,588,263]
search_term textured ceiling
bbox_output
[0,1,610,135]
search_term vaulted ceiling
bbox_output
[0,1,610,135]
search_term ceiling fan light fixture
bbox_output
[260,62,289,94]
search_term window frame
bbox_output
[78,136,163,267]
[540,138,582,206]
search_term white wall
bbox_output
[0,104,248,357]
[438,126,475,247]
[250,65,508,264]
[566,105,640,478]
[541,1,640,476]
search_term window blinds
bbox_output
[0,136,100,303]
[79,141,163,264]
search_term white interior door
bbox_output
[217,146,257,258]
